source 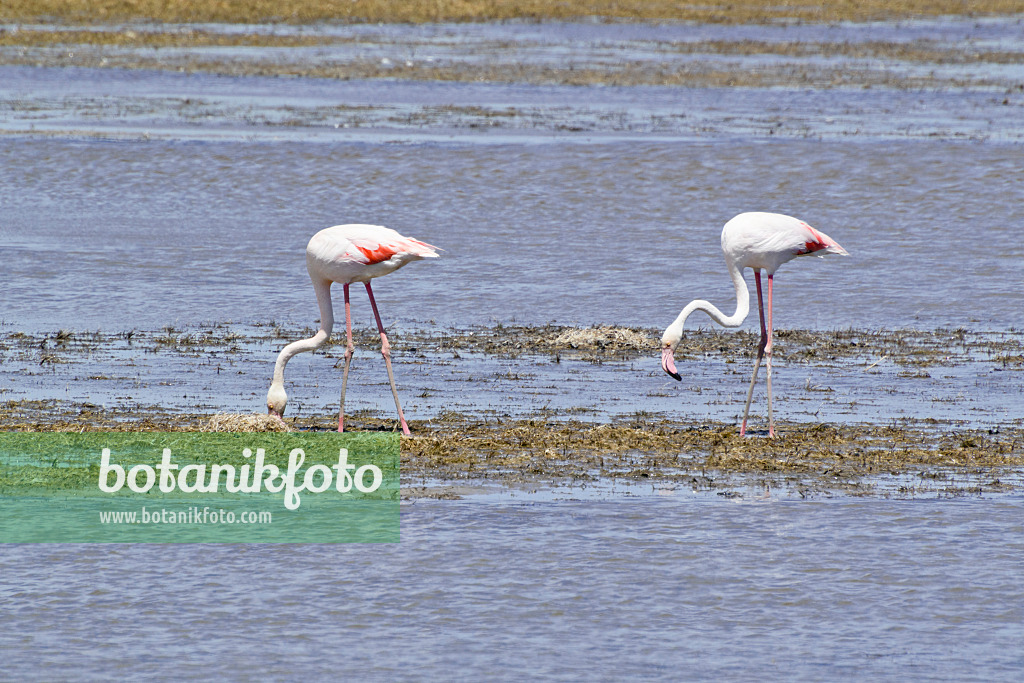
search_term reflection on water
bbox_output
[1,497,1023,680]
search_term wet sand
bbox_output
[3,324,1022,499]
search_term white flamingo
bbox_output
[660,212,848,437]
[267,224,439,434]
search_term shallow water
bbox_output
[6,17,1024,84]
[2,122,1023,333]
[1,20,1021,425]
[2,19,1023,346]
[2,325,1022,429]
[2,23,1023,425]
[2,496,1023,680]
[2,19,1024,680]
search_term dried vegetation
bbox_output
[206,412,290,432]
[2,0,1021,25]
[3,322,1023,497]
[401,416,1024,498]
[2,401,1020,497]
[3,31,1021,90]
[2,322,1021,370]
[3,2,1022,90]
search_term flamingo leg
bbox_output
[740,270,768,436]
[338,283,355,433]
[765,273,775,438]
[364,282,410,436]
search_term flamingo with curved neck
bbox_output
[660,212,848,437]
[267,224,439,435]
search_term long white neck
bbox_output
[662,258,749,346]
[270,279,335,387]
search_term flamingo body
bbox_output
[720,212,847,274]
[308,224,438,284]
[267,224,438,434]
[661,212,848,437]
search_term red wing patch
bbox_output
[797,222,828,254]
[355,244,400,264]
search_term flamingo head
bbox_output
[660,332,682,381]
[267,383,288,420]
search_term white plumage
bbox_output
[267,224,439,434]
[661,212,848,437]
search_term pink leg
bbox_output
[364,282,410,436]
[765,273,775,438]
[740,270,768,436]
[338,283,354,433]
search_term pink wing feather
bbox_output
[333,229,439,265]
[795,222,847,256]
[353,238,438,264]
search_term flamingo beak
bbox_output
[661,345,682,381]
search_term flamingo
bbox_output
[266,224,439,435]
[660,212,848,437]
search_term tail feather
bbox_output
[404,238,440,258]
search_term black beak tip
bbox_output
[668,370,682,381]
